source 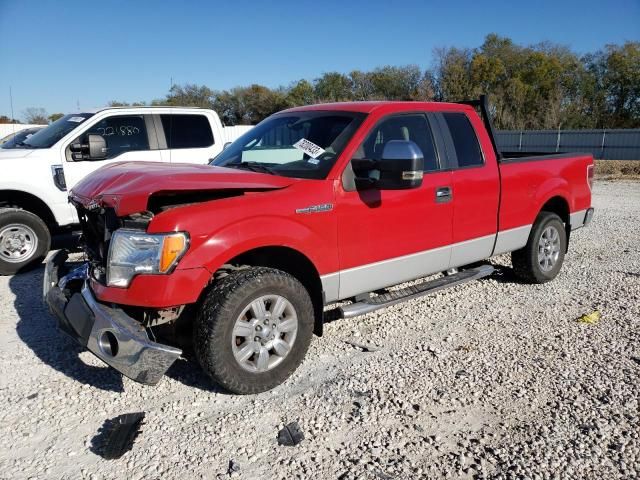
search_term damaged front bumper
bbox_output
[43,250,182,385]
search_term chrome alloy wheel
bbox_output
[231,295,298,373]
[538,225,561,272]
[0,224,38,263]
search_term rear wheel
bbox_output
[0,208,51,275]
[511,212,566,284]
[194,267,314,394]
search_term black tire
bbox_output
[0,208,51,275]
[511,212,567,284]
[194,267,314,394]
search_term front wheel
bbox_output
[511,212,567,284]
[194,267,314,394]
[0,208,51,275]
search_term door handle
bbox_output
[435,186,452,203]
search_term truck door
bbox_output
[61,113,162,190]
[155,113,218,164]
[335,113,454,300]
[437,111,500,268]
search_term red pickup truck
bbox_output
[44,96,594,393]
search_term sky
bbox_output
[0,0,638,119]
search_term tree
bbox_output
[433,47,474,102]
[48,113,64,123]
[314,72,352,102]
[369,65,425,100]
[0,115,20,124]
[583,41,640,128]
[430,33,618,130]
[108,100,147,107]
[349,70,374,100]
[22,108,48,124]
[161,84,215,108]
[286,79,316,106]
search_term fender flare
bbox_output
[177,215,329,275]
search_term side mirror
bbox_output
[88,134,107,160]
[352,140,424,190]
[68,134,108,161]
[223,141,232,150]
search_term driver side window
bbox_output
[353,114,439,171]
[77,115,150,160]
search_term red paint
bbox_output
[70,161,297,216]
[70,101,593,308]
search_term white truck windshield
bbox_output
[24,113,94,149]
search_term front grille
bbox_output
[76,206,121,281]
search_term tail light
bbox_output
[587,164,594,191]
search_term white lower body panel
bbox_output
[321,224,537,303]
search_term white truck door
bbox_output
[155,113,222,164]
[62,113,162,190]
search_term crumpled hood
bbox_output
[70,161,298,216]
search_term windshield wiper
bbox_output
[226,162,277,175]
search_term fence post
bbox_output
[518,131,523,151]
[556,128,561,153]
[601,130,606,160]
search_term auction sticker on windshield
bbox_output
[293,138,325,159]
[68,117,86,123]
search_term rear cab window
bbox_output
[442,112,484,168]
[160,114,214,149]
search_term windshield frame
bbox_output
[211,110,366,180]
[23,113,94,149]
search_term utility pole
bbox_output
[9,86,16,135]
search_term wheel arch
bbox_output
[0,190,57,230]
[538,195,571,250]
[222,246,325,336]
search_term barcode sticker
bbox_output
[293,138,325,159]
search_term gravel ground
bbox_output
[0,181,638,480]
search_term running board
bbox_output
[338,265,494,319]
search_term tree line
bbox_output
[0,108,64,125]
[3,35,638,130]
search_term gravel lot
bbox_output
[0,181,638,480]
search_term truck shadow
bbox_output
[164,358,229,394]
[483,263,521,284]
[10,266,125,393]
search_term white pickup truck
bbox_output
[0,106,252,274]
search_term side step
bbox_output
[338,265,494,319]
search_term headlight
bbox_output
[106,229,189,287]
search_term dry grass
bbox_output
[594,160,640,180]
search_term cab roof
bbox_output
[79,106,212,115]
[282,101,475,115]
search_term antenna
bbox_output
[168,76,173,164]
[9,86,16,136]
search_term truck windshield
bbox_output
[23,113,94,149]
[211,111,366,179]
